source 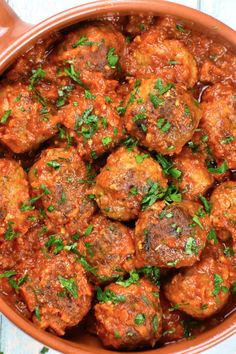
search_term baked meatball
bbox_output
[0,81,59,153]
[58,84,124,161]
[210,181,236,243]
[200,83,236,169]
[51,23,125,79]
[124,78,201,155]
[124,26,197,87]
[0,159,33,238]
[135,200,208,268]
[164,244,231,319]
[172,147,214,200]
[95,278,162,349]
[28,147,95,234]
[20,252,93,335]
[77,214,135,283]
[93,146,168,221]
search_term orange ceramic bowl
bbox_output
[0,0,235,353]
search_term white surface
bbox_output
[1,0,236,353]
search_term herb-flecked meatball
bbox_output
[135,200,208,268]
[172,147,214,200]
[200,83,236,169]
[210,181,236,244]
[28,147,95,234]
[58,82,124,161]
[124,77,201,155]
[0,81,60,153]
[164,244,232,319]
[51,23,125,79]
[124,26,197,87]
[0,159,33,238]
[95,278,162,349]
[93,146,168,221]
[20,252,93,335]
[77,214,135,283]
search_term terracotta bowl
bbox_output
[0,0,235,352]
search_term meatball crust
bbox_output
[51,23,125,79]
[200,84,236,169]
[0,82,59,153]
[164,244,232,319]
[0,159,32,237]
[58,85,124,161]
[95,279,162,349]
[20,252,93,335]
[135,200,208,268]
[172,147,214,200]
[93,146,168,221]
[77,214,135,283]
[210,181,236,243]
[28,147,95,234]
[124,26,197,87]
[124,77,201,155]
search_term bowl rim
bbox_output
[0,0,236,353]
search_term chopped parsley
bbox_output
[107,48,119,68]
[129,186,139,196]
[199,195,212,214]
[64,64,85,87]
[134,313,146,325]
[102,136,112,146]
[56,85,73,107]
[157,117,171,133]
[116,270,139,288]
[84,224,93,236]
[152,314,158,332]
[35,306,41,321]
[168,60,180,65]
[47,160,62,170]
[135,153,149,164]
[137,266,160,286]
[4,222,18,240]
[156,153,182,178]
[141,179,166,210]
[72,35,95,48]
[149,92,164,108]
[28,67,45,90]
[1,110,12,124]
[185,237,197,255]
[96,287,126,304]
[220,136,234,145]
[176,24,187,33]
[58,275,78,298]
[154,78,175,95]
[0,270,17,278]
[207,229,218,245]
[208,160,228,174]
[85,89,96,100]
[40,347,49,354]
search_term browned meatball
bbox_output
[164,244,232,319]
[124,26,197,87]
[93,146,168,221]
[77,214,135,283]
[51,23,125,79]
[0,81,59,153]
[210,181,236,243]
[28,147,95,234]
[20,252,93,335]
[200,84,236,169]
[58,83,124,161]
[135,200,208,268]
[95,278,162,349]
[0,159,33,238]
[172,147,214,200]
[124,78,201,155]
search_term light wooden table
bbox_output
[0,0,236,353]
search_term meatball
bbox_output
[28,147,95,234]
[0,81,59,153]
[93,146,168,221]
[20,252,93,335]
[0,159,33,238]
[135,200,208,268]
[172,147,214,200]
[58,84,124,161]
[124,78,201,155]
[124,26,197,87]
[210,181,236,243]
[51,23,125,79]
[95,278,162,349]
[164,244,231,319]
[77,214,134,283]
[200,83,236,169]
